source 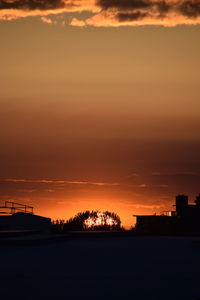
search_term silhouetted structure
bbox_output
[134,194,200,235]
[0,201,33,215]
[0,201,51,233]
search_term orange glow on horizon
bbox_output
[36,195,165,229]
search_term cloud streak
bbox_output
[2,178,120,186]
[1,178,169,191]
[1,0,200,26]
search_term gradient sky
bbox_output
[1,0,200,228]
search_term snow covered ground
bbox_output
[1,236,200,300]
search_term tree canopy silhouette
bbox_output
[63,210,121,231]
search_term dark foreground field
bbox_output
[1,235,200,300]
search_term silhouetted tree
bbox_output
[51,219,65,233]
[63,210,121,232]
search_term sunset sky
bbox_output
[1,0,200,228]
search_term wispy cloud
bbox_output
[1,0,200,27]
[133,203,164,209]
[41,16,57,24]
[2,178,120,186]
[1,178,169,190]
[151,171,200,176]
[123,173,139,179]
[137,183,168,188]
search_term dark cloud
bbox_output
[117,11,149,22]
[1,1,200,30]
[97,0,173,15]
[0,0,65,10]
[98,0,151,10]
[156,1,171,18]
[97,0,200,21]
[179,0,200,18]
[97,0,200,17]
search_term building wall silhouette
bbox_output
[0,212,51,233]
[134,194,200,235]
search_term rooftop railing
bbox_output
[0,201,34,215]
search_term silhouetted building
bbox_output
[134,194,200,235]
[0,201,51,233]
